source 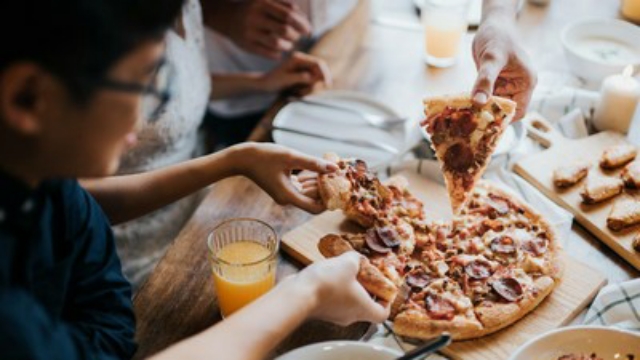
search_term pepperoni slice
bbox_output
[490,235,517,254]
[521,237,548,256]
[406,270,432,289]
[365,229,391,254]
[376,225,401,248]
[464,259,493,279]
[425,294,456,321]
[444,143,474,172]
[492,277,524,302]
[450,111,476,137]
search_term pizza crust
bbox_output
[318,234,398,304]
[318,153,351,211]
[474,276,556,336]
[423,94,517,120]
[393,309,483,341]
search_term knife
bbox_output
[271,126,399,154]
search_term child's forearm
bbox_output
[150,276,319,360]
[81,145,248,225]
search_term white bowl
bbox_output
[561,19,640,83]
[509,326,640,360]
[276,341,403,360]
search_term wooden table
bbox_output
[133,1,638,359]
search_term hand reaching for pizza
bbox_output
[471,12,536,121]
[296,252,390,326]
[232,143,338,214]
[259,52,332,96]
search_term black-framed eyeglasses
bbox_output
[94,58,175,122]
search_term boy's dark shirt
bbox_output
[0,171,136,359]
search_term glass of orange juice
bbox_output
[421,0,470,68]
[207,218,279,318]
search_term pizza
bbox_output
[317,155,563,341]
[421,95,517,214]
[318,152,425,229]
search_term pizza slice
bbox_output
[318,153,393,228]
[421,95,517,214]
[318,234,399,304]
[318,153,425,227]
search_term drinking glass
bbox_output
[208,218,279,318]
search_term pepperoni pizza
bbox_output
[318,154,563,341]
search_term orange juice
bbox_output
[421,0,469,67]
[212,240,276,317]
[425,22,466,59]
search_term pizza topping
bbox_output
[424,294,456,321]
[521,236,548,256]
[479,219,504,234]
[521,253,547,274]
[464,259,493,280]
[490,235,517,254]
[487,194,510,215]
[433,260,450,277]
[406,269,432,290]
[492,277,524,302]
[449,109,476,137]
[365,229,391,254]
[444,143,474,173]
[375,225,402,248]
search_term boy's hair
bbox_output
[1,0,184,101]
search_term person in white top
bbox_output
[200,0,358,144]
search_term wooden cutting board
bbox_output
[281,171,606,360]
[513,114,640,270]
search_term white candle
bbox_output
[593,65,640,133]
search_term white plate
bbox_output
[509,326,640,360]
[276,341,403,360]
[273,91,408,170]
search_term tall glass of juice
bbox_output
[207,218,279,318]
[422,0,470,68]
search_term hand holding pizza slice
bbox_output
[422,95,517,214]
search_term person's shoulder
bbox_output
[43,178,111,235]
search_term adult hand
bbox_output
[471,16,536,121]
[232,143,337,213]
[259,52,332,95]
[231,0,311,59]
[297,252,390,326]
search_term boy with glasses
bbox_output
[0,1,387,359]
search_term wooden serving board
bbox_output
[513,114,640,270]
[281,171,606,360]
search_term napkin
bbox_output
[583,279,640,332]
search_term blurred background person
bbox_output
[201,0,358,146]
